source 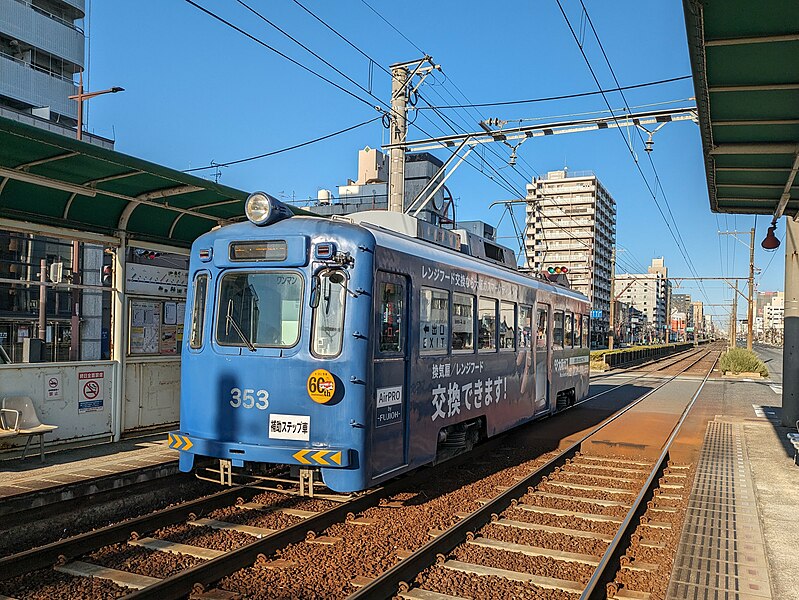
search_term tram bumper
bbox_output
[168,431,352,471]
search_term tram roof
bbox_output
[683,0,799,219]
[0,115,250,247]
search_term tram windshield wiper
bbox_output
[225,298,256,352]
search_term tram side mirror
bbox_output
[310,274,321,309]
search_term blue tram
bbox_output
[172,193,590,493]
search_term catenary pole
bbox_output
[747,227,755,350]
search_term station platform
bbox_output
[666,344,799,600]
[0,432,178,517]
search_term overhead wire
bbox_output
[183,116,381,172]
[555,0,711,308]
[574,0,713,307]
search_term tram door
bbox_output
[534,304,550,414]
[370,272,409,477]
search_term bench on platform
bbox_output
[0,396,58,462]
[788,421,799,466]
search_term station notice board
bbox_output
[129,299,185,356]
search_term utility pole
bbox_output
[608,246,616,350]
[747,227,755,351]
[718,229,756,350]
[730,280,738,352]
[388,64,409,213]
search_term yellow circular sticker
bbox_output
[307,369,336,404]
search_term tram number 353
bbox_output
[230,388,269,409]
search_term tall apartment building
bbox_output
[0,0,112,146]
[615,257,671,342]
[524,170,616,346]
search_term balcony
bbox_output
[0,52,77,118]
[1,0,85,67]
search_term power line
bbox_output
[183,116,381,172]
[182,0,383,114]
[357,0,425,55]
[416,75,692,110]
[555,0,710,308]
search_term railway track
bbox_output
[0,345,719,599]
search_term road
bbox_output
[753,343,783,384]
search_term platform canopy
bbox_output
[683,0,799,219]
[0,115,249,247]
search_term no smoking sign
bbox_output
[78,371,105,413]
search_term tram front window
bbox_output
[216,271,303,348]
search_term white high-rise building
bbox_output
[524,170,616,347]
[615,258,671,342]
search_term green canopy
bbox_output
[683,0,799,218]
[0,115,249,247]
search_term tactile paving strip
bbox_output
[666,421,773,599]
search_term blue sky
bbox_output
[82,0,786,326]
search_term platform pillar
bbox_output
[783,217,799,428]
[111,233,127,441]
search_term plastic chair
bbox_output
[1,396,58,462]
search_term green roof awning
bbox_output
[0,115,249,247]
[683,0,799,218]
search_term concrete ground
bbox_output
[745,344,798,600]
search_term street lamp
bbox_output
[68,71,124,141]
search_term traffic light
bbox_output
[546,266,569,275]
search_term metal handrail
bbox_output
[10,0,85,33]
[0,51,79,86]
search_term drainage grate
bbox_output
[666,421,773,599]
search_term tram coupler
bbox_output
[298,467,315,497]
[219,458,233,486]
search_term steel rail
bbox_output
[582,353,717,599]
[0,486,256,579]
[349,346,717,599]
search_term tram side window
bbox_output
[311,269,347,358]
[583,315,590,348]
[500,301,516,350]
[379,281,404,353]
[553,310,564,348]
[478,298,497,351]
[189,273,208,349]
[575,314,582,348]
[519,305,533,348]
[420,287,449,354]
[536,305,549,349]
[564,312,573,347]
[452,293,475,351]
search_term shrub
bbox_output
[719,348,768,377]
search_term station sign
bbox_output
[590,310,603,318]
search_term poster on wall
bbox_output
[78,370,104,413]
[129,301,161,354]
[45,373,62,400]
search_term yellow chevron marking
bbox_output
[181,435,193,451]
[293,449,312,465]
[329,451,342,466]
[312,450,330,465]
[168,433,177,448]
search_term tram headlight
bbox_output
[244,192,295,226]
[245,192,273,225]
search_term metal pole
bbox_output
[111,234,127,441]
[70,240,81,360]
[782,217,799,427]
[388,65,409,212]
[747,227,755,350]
[608,246,616,350]
[76,71,83,141]
[730,280,738,351]
[38,258,46,341]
